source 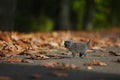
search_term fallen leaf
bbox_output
[40,61,79,70]
[0,30,119,61]
[30,54,49,60]
[31,74,41,79]
[22,59,33,63]
[114,59,120,63]
[114,41,120,47]
[47,55,65,59]
[91,46,106,51]
[0,32,11,43]
[40,61,59,68]
[86,49,94,53]
[84,60,107,66]
[51,71,68,77]
[0,76,11,80]
[4,58,22,63]
[56,63,79,70]
[109,51,120,56]
[49,42,59,48]
[0,52,5,57]
[87,66,93,70]
[93,53,110,57]
[61,52,72,55]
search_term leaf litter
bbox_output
[84,60,107,66]
[50,70,68,77]
[0,30,119,67]
[0,76,11,80]
[40,61,79,70]
[109,51,120,56]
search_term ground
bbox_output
[0,29,120,80]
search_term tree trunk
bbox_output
[0,0,16,31]
[82,0,95,31]
[55,0,71,30]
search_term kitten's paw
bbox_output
[80,54,87,58]
[72,56,76,58]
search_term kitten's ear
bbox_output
[64,40,72,44]
[64,40,68,44]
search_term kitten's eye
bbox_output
[65,40,71,44]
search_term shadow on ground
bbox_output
[0,63,119,80]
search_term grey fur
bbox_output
[64,40,90,58]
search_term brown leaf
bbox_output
[91,46,106,51]
[40,61,79,70]
[87,66,93,70]
[47,55,65,59]
[51,71,68,77]
[30,54,49,60]
[4,58,22,63]
[31,74,41,79]
[86,49,94,53]
[0,76,11,80]
[49,42,59,48]
[114,59,120,63]
[84,60,107,66]
[93,53,110,57]
[109,51,120,56]
[0,32,12,43]
[40,61,58,68]
[0,30,119,60]
[55,63,79,70]
[0,52,5,57]
[61,52,72,55]
[22,59,33,63]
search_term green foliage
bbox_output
[93,0,111,29]
[72,0,85,30]
[30,16,54,32]
[14,0,120,32]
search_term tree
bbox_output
[82,0,95,30]
[0,0,16,31]
[110,0,120,26]
[55,0,71,30]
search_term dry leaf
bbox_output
[114,59,120,63]
[86,49,94,53]
[0,30,119,61]
[47,55,63,59]
[51,71,68,77]
[40,61,79,70]
[22,59,33,63]
[87,66,93,70]
[93,53,109,57]
[31,74,41,79]
[84,60,107,66]
[91,46,106,51]
[4,58,22,63]
[30,54,49,60]
[49,42,59,48]
[57,63,79,70]
[61,52,72,55]
[40,61,58,68]
[109,51,120,56]
[0,76,11,80]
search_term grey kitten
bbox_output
[64,40,90,58]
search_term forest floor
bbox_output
[0,28,120,80]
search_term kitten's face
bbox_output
[64,40,72,48]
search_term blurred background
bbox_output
[0,0,120,32]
